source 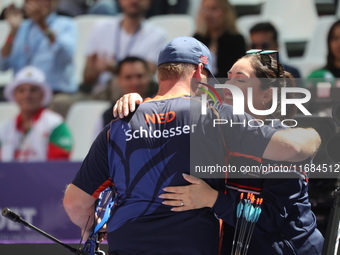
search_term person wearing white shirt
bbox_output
[82,0,167,94]
[49,0,167,118]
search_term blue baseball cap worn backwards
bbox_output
[158,36,215,77]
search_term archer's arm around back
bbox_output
[63,184,96,240]
[263,127,321,162]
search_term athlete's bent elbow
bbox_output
[285,128,321,162]
[263,128,321,162]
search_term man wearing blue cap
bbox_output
[63,37,321,254]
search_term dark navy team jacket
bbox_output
[213,121,324,255]
[72,95,280,255]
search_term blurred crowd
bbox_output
[0,0,340,162]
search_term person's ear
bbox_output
[263,87,273,104]
[193,63,205,79]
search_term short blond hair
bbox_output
[158,63,196,81]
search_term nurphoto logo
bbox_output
[199,80,312,128]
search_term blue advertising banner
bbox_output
[0,162,82,243]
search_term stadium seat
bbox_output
[148,14,195,43]
[65,100,110,161]
[288,16,337,77]
[0,21,9,50]
[0,0,24,13]
[236,14,267,46]
[0,102,19,124]
[336,1,340,18]
[73,15,115,86]
[0,20,13,87]
[261,0,318,43]
[187,0,202,18]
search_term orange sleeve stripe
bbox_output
[144,93,190,102]
[92,179,114,199]
[228,151,263,163]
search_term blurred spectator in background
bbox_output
[194,0,246,78]
[58,0,119,17]
[146,0,189,18]
[0,0,77,94]
[249,22,301,79]
[1,0,119,18]
[50,0,166,118]
[82,0,166,91]
[0,3,27,20]
[100,56,157,128]
[307,20,340,87]
[87,0,120,16]
[56,0,90,17]
[0,66,72,162]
